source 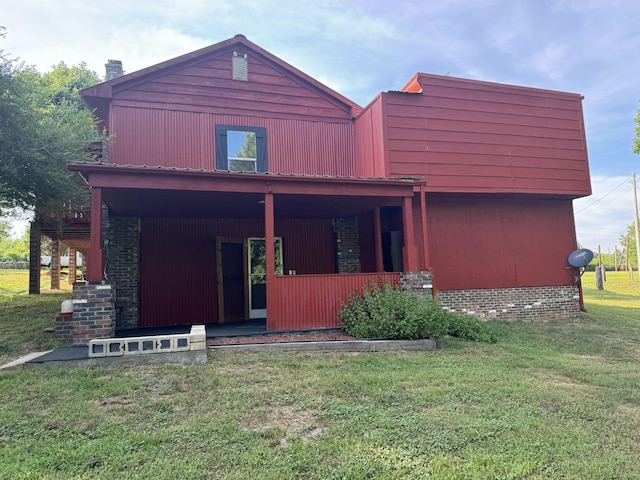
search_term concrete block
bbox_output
[190,340,206,351]
[88,341,107,357]
[190,325,206,342]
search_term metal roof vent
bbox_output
[232,51,248,81]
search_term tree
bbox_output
[619,224,637,268]
[0,228,29,262]
[236,132,257,159]
[0,39,101,219]
[634,102,640,155]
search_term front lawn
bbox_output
[0,271,638,478]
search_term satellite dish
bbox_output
[568,249,594,268]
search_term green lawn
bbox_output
[0,271,638,478]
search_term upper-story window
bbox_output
[215,125,267,172]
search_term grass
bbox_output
[0,270,72,363]
[0,271,638,478]
[0,268,73,296]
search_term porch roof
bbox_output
[68,163,424,218]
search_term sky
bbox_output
[2,0,640,253]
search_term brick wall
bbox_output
[334,217,361,273]
[106,216,140,329]
[55,313,74,342]
[401,271,433,298]
[71,282,115,344]
[437,285,581,320]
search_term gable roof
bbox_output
[82,34,361,121]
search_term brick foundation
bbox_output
[106,216,140,329]
[401,271,433,298]
[334,217,361,273]
[71,282,115,344]
[437,285,581,320]
[55,313,74,342]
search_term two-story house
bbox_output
[68,34,591,342]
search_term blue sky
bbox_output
[2,0,639,252]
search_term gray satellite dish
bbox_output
[568,249,594,268]
[568,248,594,283]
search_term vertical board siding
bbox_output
[139,217,335,327]
[426,195,578,290]
[385,76,591,196]
[271,273,401,331]
[110,106,355,176]
[353,96,386,178]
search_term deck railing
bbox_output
[270,272,401,331]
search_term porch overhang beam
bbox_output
[68,164,423,198]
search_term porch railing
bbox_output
[270,272,401,331]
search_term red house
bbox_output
[68,35,591,342]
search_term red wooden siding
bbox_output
[270,273,401,331]
[139,217,335,327]
[112,51,353,122]
[109,106,355,176]
[426,194,578,291]
[354,95,386,177]
[385,75,591,197]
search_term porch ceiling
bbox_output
[71,163,420,219]
[102,188,402,218]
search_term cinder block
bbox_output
[190,325,206,342]
[106,340,125,356]
[88,341,107,358]
[190,340,206,351]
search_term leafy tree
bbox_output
[634,102,640,154]
[0,38,101,219]
[0,219,9,238]
[236,132,257,159]
[0,228,29,261]
[619,224,637,268]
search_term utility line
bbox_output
[574,177,630,215]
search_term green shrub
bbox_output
[339,282,498,342]
[339,282,449,340]
[446,312,498,343]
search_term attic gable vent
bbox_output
[232,51,248,81]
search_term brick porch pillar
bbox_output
[71,282,115,344]
[28,222,41,295]
[50,238,61,290]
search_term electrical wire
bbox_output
[574,177,631,215]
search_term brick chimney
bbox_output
[105,60,123,81]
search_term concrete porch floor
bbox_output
[114,319,268,339]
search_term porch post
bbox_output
[264,192,275,331]
[50,238,61,290]
[419,185,431,270]
[87,186,104,281]
[373,207,384,272]
[68,247,77,285]
[28,221,41,294]
[402,195,419,272]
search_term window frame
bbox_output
[215,125,267,173]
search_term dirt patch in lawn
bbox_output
[241,404,325,446]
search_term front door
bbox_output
[216,237,247,323]
[248,237,283,319]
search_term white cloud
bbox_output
[3,0,640,247]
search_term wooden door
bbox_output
[216,237,248,323]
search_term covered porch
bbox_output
[69,164,432,336]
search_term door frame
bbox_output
[216,236,249,324]
[247,237,283,319]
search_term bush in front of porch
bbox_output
[339,282,497,342]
